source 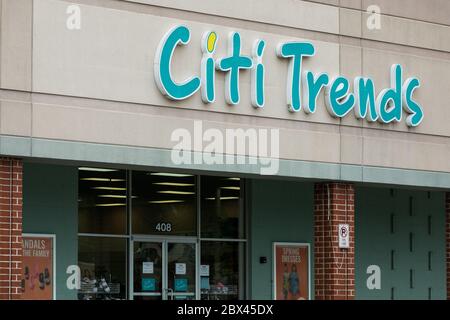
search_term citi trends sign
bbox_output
[154,25,424,127]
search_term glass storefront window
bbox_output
[201,176,244,239]
[132,172,197,236]
[78,168,127,235]
[200,241,245,300]
[78,236,127,300]
[78,168,246,300]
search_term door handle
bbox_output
[166,288,174,300]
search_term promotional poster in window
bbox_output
[20,235,55,300]
[273,243,310,300]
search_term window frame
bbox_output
[78,169,248,300]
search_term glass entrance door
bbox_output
[132,241,164,300]
[167,242,196,300]
[131,239,197,300]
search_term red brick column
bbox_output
[446,192,450,300]
[0,158,23,300]
[314,182,355,300]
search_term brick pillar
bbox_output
[0,158,23,300]
[314,182,355,300]
[446,192,450,300]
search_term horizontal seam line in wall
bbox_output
[5,135,450,177]
[130,0,450,29]
[57,0,450,54]
[356,39,450,61]
[302,0,450,27]
[358,36,450,55]
[10,90,450,140]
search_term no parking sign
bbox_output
[338,224,350,249]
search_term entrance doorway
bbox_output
[131,238,197,300]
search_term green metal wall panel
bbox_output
[249,179,314,300]
[355,187,446,300]
[22,162,78,300]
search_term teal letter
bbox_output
[325,76,355,117]
[251,40,266,108]
[154,25,200,100]
[354,77,378,121]
[217,32,253,105]
[277,42,315,112]
[303,72,329,113]
[376,64,402,123]
[402,77,423,127]
[201,31,218,103]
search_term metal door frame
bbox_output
[129,236,198,300]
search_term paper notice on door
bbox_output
[175,263,186,275]
[200,264,210,276]
[143,262,154,274]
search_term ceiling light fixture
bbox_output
[205,197,240,201]
[157,191,195,195]
[81,178,125,182]
[79,167,118,172]
[220,186,241,190]
[148,200,185,204]
[92,187,127,191]
[148,172,193,178]
[152,182,195,187]
[97,195,127,199]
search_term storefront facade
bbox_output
[0,0,449,300]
